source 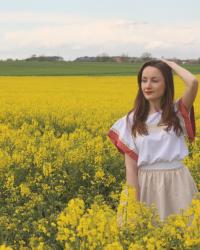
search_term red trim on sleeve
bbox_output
[178,98,196,143]
[107,129,138,161]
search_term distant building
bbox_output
[113,57,123,63]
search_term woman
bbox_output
[107,59,199,221]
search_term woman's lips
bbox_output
[145,91,153,95]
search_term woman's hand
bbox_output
[160,58,198,113]
[160,58,176,68]
[159,58,198,84]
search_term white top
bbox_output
[107,98,195,168]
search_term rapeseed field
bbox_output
[0,76,199,249]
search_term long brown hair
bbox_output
[126,59,183,137]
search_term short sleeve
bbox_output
[174,97,196,143]
[107,112,139,161]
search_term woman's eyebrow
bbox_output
[142,76,160,79]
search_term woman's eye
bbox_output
[142,79,158,82]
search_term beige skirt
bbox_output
[138,162,199,222]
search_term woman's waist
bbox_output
[139,159,184,170]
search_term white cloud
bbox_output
[145,41,174,50]
[0,11,88,24]
[0,11,200,59]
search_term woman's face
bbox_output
[141,66,166,101]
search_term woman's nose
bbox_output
[145,81,152,87]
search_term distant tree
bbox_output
[140,52,152,61]
[25,55,64,62]
[120,53,128,57]
[6,58,13,62]
[96,52,110,62]
[97,52,109,57]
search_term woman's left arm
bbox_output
[160,59,199,112]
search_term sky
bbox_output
[1,0,200,60]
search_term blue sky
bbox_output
[1,0,200,60]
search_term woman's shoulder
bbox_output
[125,110,135,127]
[107,109,138,161]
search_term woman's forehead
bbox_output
[142,66,162,77]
